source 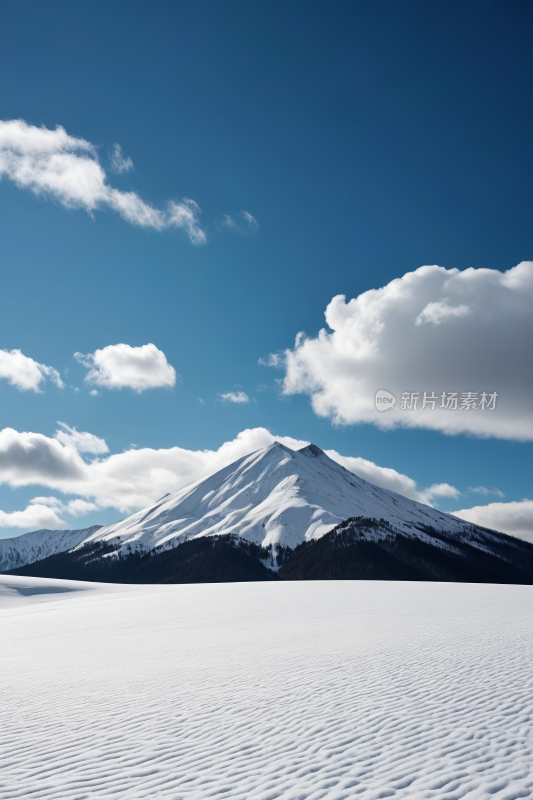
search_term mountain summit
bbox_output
[5,442,532,585]
[81,441,479,555]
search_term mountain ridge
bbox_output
[78,441,481,557]
[2,442,531,584]
[0,525,103,573]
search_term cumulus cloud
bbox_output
[0,348,64,392]
[54,422,109,455]
[2,425,529,541]
[0,502,65,529]
[75,343,177,392]
[29,495,98,517]
[0,119,206,244]
[322,451,434,504]
[110,143,133,174]
[424,483,461,500]
[279,262,533,440]
[0,426,306,513]
[0,493,99,529]
[452,500,533,544]
[219,391,249,404]
[0,424,465,519]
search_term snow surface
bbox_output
[1,576,532,799]
[81,443,479,556]
[0,526,102,573]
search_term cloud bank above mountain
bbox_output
[452,500,533,543]
[0,425,442,516]
[0,424,528,540]
[0,119,206,244]
[272,262,533,441]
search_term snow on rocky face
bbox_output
[0,526,102,573]
[81,442,474,555]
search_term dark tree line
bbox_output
[6,516,532,585]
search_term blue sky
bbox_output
[0,0,532,540]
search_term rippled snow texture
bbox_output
[1,578,532,799]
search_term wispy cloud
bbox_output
[110,143,134,174]
[0,119,206,244]
[258,352,282,368]
[467,485,505,497]
[219,391,250,404]
[219,210,258,234]
[241,210,258,227]
[168,199,206,246]
[0,348,64,392]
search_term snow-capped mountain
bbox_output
[0,526,102,573]
[5,444,531,586]
[81,442,478,555]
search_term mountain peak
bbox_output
[299,443,325,458]
[270,441,294,453]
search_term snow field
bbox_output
[1,578,532,799]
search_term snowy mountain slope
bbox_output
[81,442,488,556]
[0,526,102,573]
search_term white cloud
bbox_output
[28,495,98,518]
[220,210,258,234]
[65,498,99,516]
[75,343,177,392]
[322,451,434,504]
[0,348,64,392]
[220,214,239,231]
[54,422,109,455]
[241,210,258,228]
[468,486,505,497]
[258,353,281,367]
[167,199,206,245]
[29,495,65,509]
[425,483,461,500]
[2,425,529,544]
[279,262,533,440]
[110,143,133,174]
[0,502,65,529]
[452,500,533,543]
[2,425,530,546]
[0,119,206,244]
[219,391,250,403]
[0,426,308,514]
[0,424,459,518]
